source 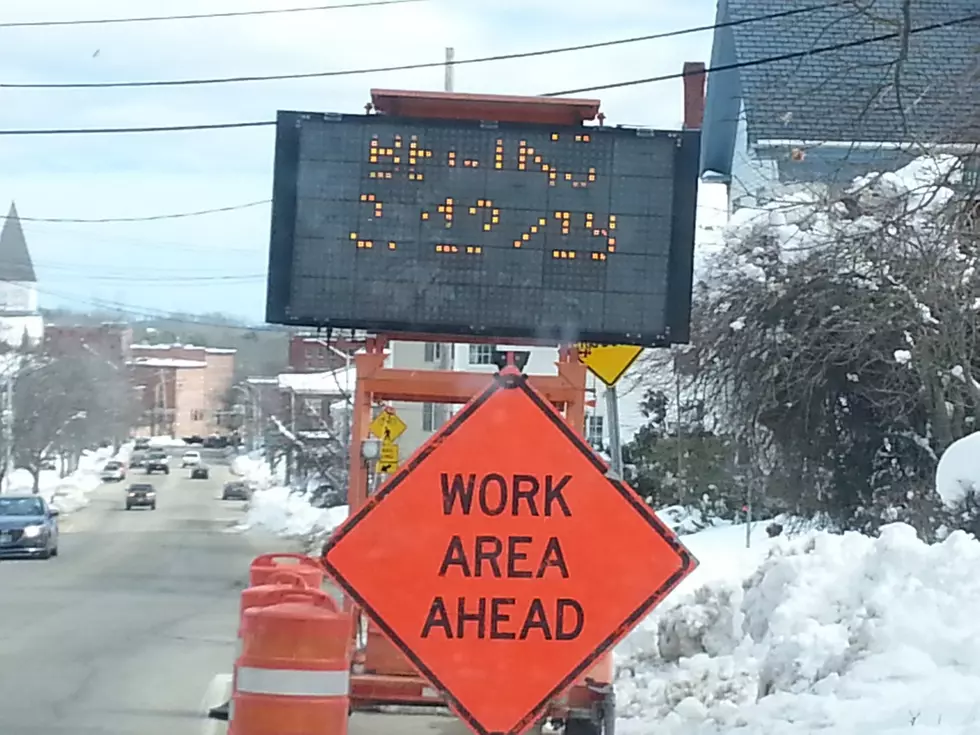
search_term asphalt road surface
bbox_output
[0,454,281,735]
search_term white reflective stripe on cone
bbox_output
[236,667,350,697]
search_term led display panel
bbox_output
[266,110,699,346]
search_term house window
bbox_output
[586,414,604,449]
[422,402,435,432]
[303,398,323,414]
[424,342,444,363]
[468,344,494,365]
[191,409,205,421]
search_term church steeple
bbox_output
[0,202,37,283]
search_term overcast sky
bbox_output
[0,0,722,323]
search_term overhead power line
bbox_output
[0,2,844,90]
[543,12,980,96]
[0,12,975,136]
[0,0,425,28]
[1,199,269,223]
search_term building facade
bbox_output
[128,343,236,438]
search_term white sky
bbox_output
[0,0,724,322]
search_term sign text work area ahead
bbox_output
[323,374,697,735]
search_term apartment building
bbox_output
[128,343,236,438]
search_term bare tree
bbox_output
[13,353,137,491]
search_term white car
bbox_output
[101,460,126,482]
[181,451,202,468]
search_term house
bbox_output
[0,203,43,349]
[127,343,236,437]
[699,0,980,210]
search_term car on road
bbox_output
[145,450,170,475]
[134,437,151,451]
[101,460,127,482]
[221,480,250,500]
[181,450,202,468]
[0,495,59,559]
[190,464,210,480]
[125,483,157,510]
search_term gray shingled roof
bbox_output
[0,202,37,283]
[726,0,980,144]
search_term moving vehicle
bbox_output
[145,450,170,475]
[221,480,250,500]
[190,464,210,480]
[125,483,156,510]
[0,495,59,559]
[134,437,151,451]
[101,460,127,482]
[181,450,202,468]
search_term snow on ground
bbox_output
[6,443,131,514]
[230,454,347,544]
[616,522,980,734]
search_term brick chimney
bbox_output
[682,61,706,130]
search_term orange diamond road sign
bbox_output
[323,371,697,735]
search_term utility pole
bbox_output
[434,46,457,429]
[2,376,12,493]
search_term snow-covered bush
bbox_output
[688,155,980,533]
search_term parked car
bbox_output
[221,481,250,500]
[125,483,156,510]
[181,450,202,468]
[134,438,151,451]
[101,460,127,482]
[190,465,210,480]
[0,495,59,559]
[145,451,170,475]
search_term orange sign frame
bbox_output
[327,366,697,735]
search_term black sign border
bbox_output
[266,110,700,347]
[322,372,698,735]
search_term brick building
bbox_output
[43,323,133,363]
[128,343,236,438]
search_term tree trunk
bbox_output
[31,467,40,495]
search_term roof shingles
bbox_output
[727,0,980,144]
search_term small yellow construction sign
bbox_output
[369,407,407,442]
[376,439,400,474]
[576,343,644,387]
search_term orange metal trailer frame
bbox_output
[342,335,615,725]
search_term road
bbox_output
[0,452,281,735]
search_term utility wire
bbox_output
[0,12,975,136]
[1,200,269,223]
[0,0,426,28]
[0,2,845,90]
[543,12,980,96]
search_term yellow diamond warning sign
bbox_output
[576,343,643,387]
[370,407,407,443]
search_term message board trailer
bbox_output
[266,89,700,347]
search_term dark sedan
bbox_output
[221,481,250,500]
[125,483,157,510]
[190,465,210,480]
[0,495,59,560]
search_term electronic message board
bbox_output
[266,110,699,346]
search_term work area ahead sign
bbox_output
[322,372,697,735]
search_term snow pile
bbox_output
[7,445,127,514]
[935,431,980,508]
[147,435,188,447]
[616,523,980,734]
[241,484,348,541]
[231,455,348,545]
